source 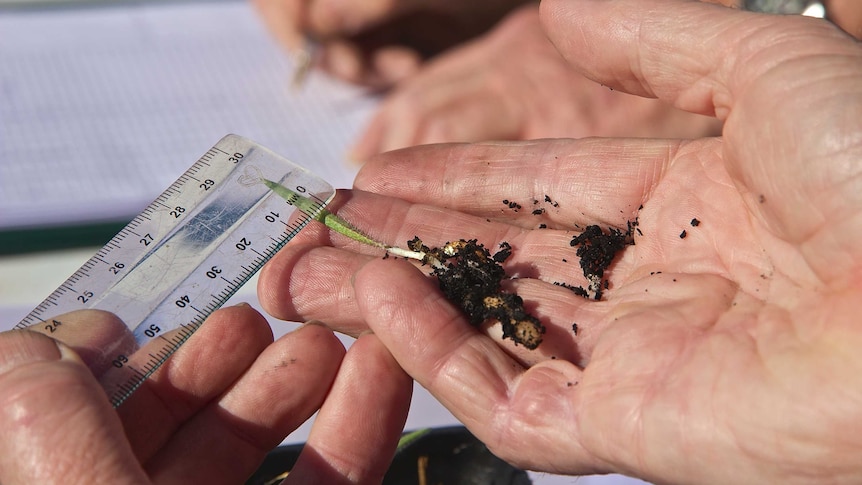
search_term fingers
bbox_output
[265,231,601,361]
[252,0,411,48]
[259,181,610,324]
[355,138,676,228]
[347,24,524,159]
[349,258,600,474]
[18,310,260,474]
[252,0,419,88]
[346,258,751,476]
[539,0,862,286]
[287,333,412,484]
[369,45,423,84]
[347,1,724,159]
[26,309,137,376]
[347,3,549,159]
[259,242,373,336]
[544,0,859,113]
[118,304,276,461]
[352,258,521,417]
[351,73,521,159]
[539,0,826,116]
[144,322,345,483]
[520,0,860,126]
[318,40,366,84]
[0,330,148,483]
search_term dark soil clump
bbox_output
[568,224,634,300]
[408,237,545,349]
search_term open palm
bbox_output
[259,1,862,483]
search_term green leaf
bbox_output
[263,178,384,248]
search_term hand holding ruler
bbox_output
[14,135,334,408]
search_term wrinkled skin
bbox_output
[0,307,411,484]
[259,0,862,483]
[349,3,722,159]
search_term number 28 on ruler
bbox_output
[16,135,335,408]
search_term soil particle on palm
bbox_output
[407,237,545,349]
[554,281,590,298]
[502,200,522,211]
[566,224,634,300]
[403,210,636,347]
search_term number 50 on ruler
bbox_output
[16,134,335,408]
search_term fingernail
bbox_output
[54,339,85,364]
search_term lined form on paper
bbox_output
[0,1,377,230]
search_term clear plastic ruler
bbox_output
[15,134,335,408]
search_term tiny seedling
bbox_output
[263,178,546,349]
[261,178,428,262]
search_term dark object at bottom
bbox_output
[247,425,532,485]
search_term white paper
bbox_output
[0,0,376,230]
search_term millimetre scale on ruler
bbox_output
[15,134,335,408]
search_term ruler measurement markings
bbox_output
[16,135,335,408]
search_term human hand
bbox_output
[349,3,722,161]
[258,0,862,482]
[0,306,411,484]
[251,0,530,87]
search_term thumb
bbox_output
[539,0,862,286]
[0,330,148,483]
[538,0,852,116]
